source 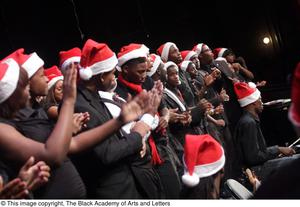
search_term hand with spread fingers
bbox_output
[0,176,28,199]
[18,156,50,191]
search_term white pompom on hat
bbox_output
[182,134,225,187]
[79,39,118,80]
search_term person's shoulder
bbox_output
[238,112,256,125]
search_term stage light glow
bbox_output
[263,37,270,44]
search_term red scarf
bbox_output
[118,74,163,165]
[118,74,143,93]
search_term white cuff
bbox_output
[140,113,155,128]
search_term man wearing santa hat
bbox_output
[73,39,157,198]
[116,43,183,198]
[253,62,300,198]
[234,82,297,181]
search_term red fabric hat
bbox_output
[213,48,228,59]
[234,82,261,107]
[117,43,149,69]
[59,47,81,71]
[147,54,162,77]
[44,65,64,89]
[79,39,118,80]
[3,48,44,78]
[289,62,300,127]
[182,134,225,187]
[0,58,20,103]
[192,43,210,56]
[156,42,177,62]
[180,50,197,61]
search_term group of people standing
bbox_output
[0,39,299,199]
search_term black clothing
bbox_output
[163,85,202,145]
[73,86,145,198]
[116,76,178,198]
[253,155,300,198]
[13,106,86,199]
[178,69,195,107]
[234,111,280,168]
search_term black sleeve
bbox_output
[93,132,143,165]
[190,106,204,125]
[238,120,279,166]
[75,103,143,165]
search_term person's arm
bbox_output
[239,66,254,80]
[239,120,279,166]
[0,64,77,166]
[68,90,153,154]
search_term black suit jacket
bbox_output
[73,86,143,198]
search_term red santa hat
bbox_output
[3,48,44,78]
[44,65,64,89]
[192,43,210,56]
[59,47,81,71]
[289,62,300,127]
[234,82,261,107]
[179,61,192,72]
[0,58,20,103]
[147,54,162,77]
[164,61,178,72]
[79,39,118,80]
[117,43,149,69]
[156,42,178,62]
[180,50,197,61]
[213,48,228,59]
[182,134,225,187]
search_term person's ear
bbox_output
[122,65,129,75]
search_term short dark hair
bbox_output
[223,49,235,57]
[0,67,29,119]
[122,57,147,68]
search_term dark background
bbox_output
[1,0,299,145]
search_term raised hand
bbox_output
[63,63,78,103]
[18,156,50,191]
[118,90,150,124]
[0,176,28,199]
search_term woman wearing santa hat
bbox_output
[0,48,153,198]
